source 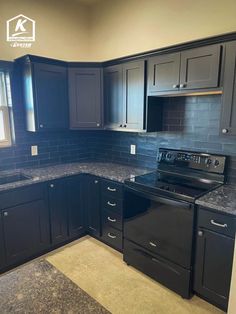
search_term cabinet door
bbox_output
[48,180,68,245]
[69,68,103,129]
[147,53,180,93]
[33,63,68,130]
[104,65,124,129]
[179,45,221,90]
[221,41,236,136]
[194,229,234,310]
[2,199,50,266]
[67,176,85,238]
[86,176,101,236]
[0,215,5,269]
[123,61,145,130]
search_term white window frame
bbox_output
[0,71,12,148]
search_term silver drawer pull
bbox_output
[108,216,116,222]
[210,219,227,228]
[108,232,116,239]
[149,241,157,247]
[107,187,116,192]
[107,201,116,207]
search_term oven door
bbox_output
[124,186,195,269]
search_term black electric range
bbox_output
[125,148,227,203]
[123,148,227,299]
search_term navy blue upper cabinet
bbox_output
[147,44,222,95]
[69,68,103,129]
[104,60,145,131]
[19,56,69,132]
[220,41,236,136]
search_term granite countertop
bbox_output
[0,162,153,193]
[196,184,236,216]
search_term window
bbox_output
[0,71,13,147]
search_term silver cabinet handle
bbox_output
[172,84,179,88]
[39,124,44,128]
[108,232,116,239]
[94,180,98,184]
[210,219,227,228]
[50,184,54,188]
[180,83,187,88]
[108,216,116,222]
[222,128,229,134]
[107,187,116,192]
[3,212,8,217]
[96,123,100,127]
[149,241,157,247]
[107,201,116,207]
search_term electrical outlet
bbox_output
[31,145,38,156]
[130,144,136,155]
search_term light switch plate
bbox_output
[130,144,136,155]
[31,145,38,156]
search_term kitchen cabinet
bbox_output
[148,44,222,95]
[0,184,50,266]
[0,217,5,269]
[48,176,84,244]
[19,56,68,132]
[194,208,235,310]
[221,41,236,136]
[104,64,123,129]
[101,179,123,251]
[69,67,103,129]
[85,176,101,237]
[67,176,85,238]
[104,60,145,131]
[48,179,68,245]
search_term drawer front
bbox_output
[198,208,236,238]
[102,226,123,251]
[0,183,45,209]
[124,239,191,298]
[103,209,122,231]
[102,195,123,214]
[102,180,123,199]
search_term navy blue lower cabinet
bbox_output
[85,175,101,237]
[0,184,50,268]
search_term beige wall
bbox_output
[88,0,236,61]
[0,0,89,61]
[0,0,236,62]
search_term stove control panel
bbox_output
[157,149,226,174]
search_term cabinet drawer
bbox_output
[102,226,123,251]
[102,180,123,199]
[0,184,45,209]
[102,196,123,214]
[103,209,122,231]
[198,208,236,238]
[123,239,191,298]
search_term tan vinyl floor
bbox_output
[46,236,224,314]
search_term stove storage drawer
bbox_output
[102,180,123,199]
[102,226,123,251]
[198,208,235,238]
[124,187,194,269]
[102,196,123,214]
[124,239,191,299]
[103,209,122,231]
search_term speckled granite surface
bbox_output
[196,185,236,216]
[0,259,109,313]
[0,162,152,193]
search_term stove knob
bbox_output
[167,153,172,159]
[206,158,212,165]
[214,160,220,167]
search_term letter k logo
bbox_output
[14,18,27,35]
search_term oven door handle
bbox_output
[125,186,192,209]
